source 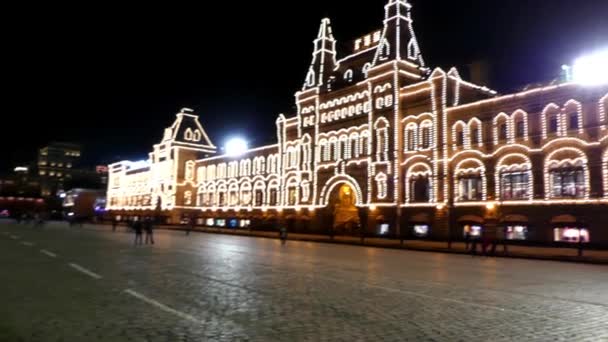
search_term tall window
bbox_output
[456,130,464,146]
[499,123,508,141]
[471,128,480,145]
[569,113,579,130]
[500,171,529,200]
[550,167,585,198]
[515,120,525,138]
[254,190,263,206]
[409,176,430,202]
[420,125,431,149]
[376,173,388,199]
[549,115,559,133]
[458,176,482,201]
[406,128,416,151]
[269,188,278,206]
[288,188,297,206]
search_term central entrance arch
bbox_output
[320,175,363,233]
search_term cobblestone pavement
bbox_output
[0,221,607,341]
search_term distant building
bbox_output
[108,0,608,245]
[38,142,82,197]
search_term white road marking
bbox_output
[21,241,34,247]
[40,249,57,258]
[68,263,102,279]
[124,289,202,324]
[9,235,19,240]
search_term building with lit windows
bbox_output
[107,0,608,244]
[38,142,82,197]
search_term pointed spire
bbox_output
[302,18,337,91]
[372,0,425,67]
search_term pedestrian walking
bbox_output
[112,218,119,232]
[464,226,471,251]
[279,226,288,245]
[144,217,155,245]
[133,219,143,245]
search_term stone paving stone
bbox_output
[0,221,607,341]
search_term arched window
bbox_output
[305,69,315,87]
[545,148,589,200]
[374,118,389,161]
[240,159,251,177]
[344,69,353,82]
[207,165,216,181]
[360,131,370,155]
[468,118,482,147]
[184,191,192,206]
[240,182,252,206]
[192,130,201,142]
[452,121,466,148]
[419,120,432,149]
[253,181,265,206]
[542,103,561,138]
[350,133,360,158]
[267,179,280,206]
[375,173,388,199]
[302,135,312,169]
[184,128,193,141]
[496,154,533,201]
[328,137,338,161]
[362,63,372,77]
[511,110,528,141]
[197,166,206,182]
[217,184,227,206]
[454,159,486,202]
[301,180,311,202]
[406,163,432,203]
[339,135,349,159]
[185,161,195,182]
[407,38,419,60]
[563,100,583,134]
[228,183,239,206]
[379,39,390,60]
[217,163,227,179]
[405,123,417,151]
[493,113,510,145]
[286,178,299,206]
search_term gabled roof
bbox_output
[160,108,216,152]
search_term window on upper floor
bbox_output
[515,120,525,138]
[549,115,559,134]
[471,128,480,145]
[569,113,579,130]
[550,167,585,199]
[456,130,464,146]
[499,123,508,141]
[500,171,530,200]
[457,176,483,202]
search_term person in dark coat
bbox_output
[279,226,288,245]
[144,217,155,245]
[133,219,143,245]
[112,218,119,232]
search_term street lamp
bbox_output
[572,48,608,86]
[225,137,248,157]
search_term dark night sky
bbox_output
[4,0,607,172]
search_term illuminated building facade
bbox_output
[107,0,608,244]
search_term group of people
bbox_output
[465,231,508,256]
[15,212,46,228]
[127,217,155,245]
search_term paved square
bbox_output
[1,221,607,341]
